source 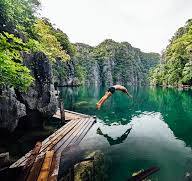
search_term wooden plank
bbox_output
[10,151,33,168]
[48,118,95,180]
[47,119,90,180]
[55,109,90,118]
[47,153,61,181]
[40,119,81,152]
[42,119,76,146]
[53,118,90,152]
[56,119,93,153]
[26,154,45,181]
[11,110,92,168]
[64,119,92,146]
[15,142,42,181]
[64,110,90,118]
[24,119,83,177]
[11,113,95,181]
[12,119,78,168]
[37,150,54,181]
[10,120,76,168]
[25,142,42,168]
[47,119,90,181]
[54,111,82,120]
[44,119,84,152]
[75,118,96,145]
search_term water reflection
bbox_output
[96,127,132,146]
[62,86,192,147]
[80,112,192,181]
[62,86,192,181]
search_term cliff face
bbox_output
[0,88,26,132]
[0,52,57,132]
[149,19,192,86]
[54,40,160,86]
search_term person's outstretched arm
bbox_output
[114,85,132,98]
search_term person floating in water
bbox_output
[97,127,132,146]
[96,85,132,109]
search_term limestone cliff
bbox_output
[53,40,160,86]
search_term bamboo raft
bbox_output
[9,110,96,181]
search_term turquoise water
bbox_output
[61,86,192,181]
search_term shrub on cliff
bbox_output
[150,19,192,86]
[0,32,34,90]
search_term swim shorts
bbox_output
[108,86,116,94]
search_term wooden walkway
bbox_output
[9,110,96,181]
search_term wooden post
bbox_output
[56,85,65,124]
[70,167,74,181]
[60,98,65,124]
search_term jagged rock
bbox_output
[53,58,81,86]
[0,152,10,168]
[17,52,58,129]
[74,150,108,181]
[0,52,58,132]
[0,88,26,132]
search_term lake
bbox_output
[61,85,192,181]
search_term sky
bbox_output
[40,0,192,53]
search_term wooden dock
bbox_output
[9,110,96,181]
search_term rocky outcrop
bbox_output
[53,58,81,86]
[17,52,58,129]
[0,52,57,132]
[0,88,26,132]
[0,152,10,168]
[74,151,109,181]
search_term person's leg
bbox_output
[96,92,112,109]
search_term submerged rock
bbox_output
[74,150,108,181]
[74,101,89,107]
[185,171,192,181]
[58,144,109,181]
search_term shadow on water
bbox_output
[61,85,192,181]
[96,127,132,146]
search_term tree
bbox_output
[0,0,40,34]
[0,32,33,90]
[150,19,192,86]
[31,19,70,61]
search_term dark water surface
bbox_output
[61,86,192,181]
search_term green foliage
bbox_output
[150,19,192,86]
[0,0,76,91]
[0,33,34,90]
[51,28,76,56]
[31,19,70,61]
[0,32,28,60]
[0,0,40,34]
[182,61,192,84]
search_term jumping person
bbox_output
[96,85,132,110]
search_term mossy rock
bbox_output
[74,101,89,107]
[74,150,108,181]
